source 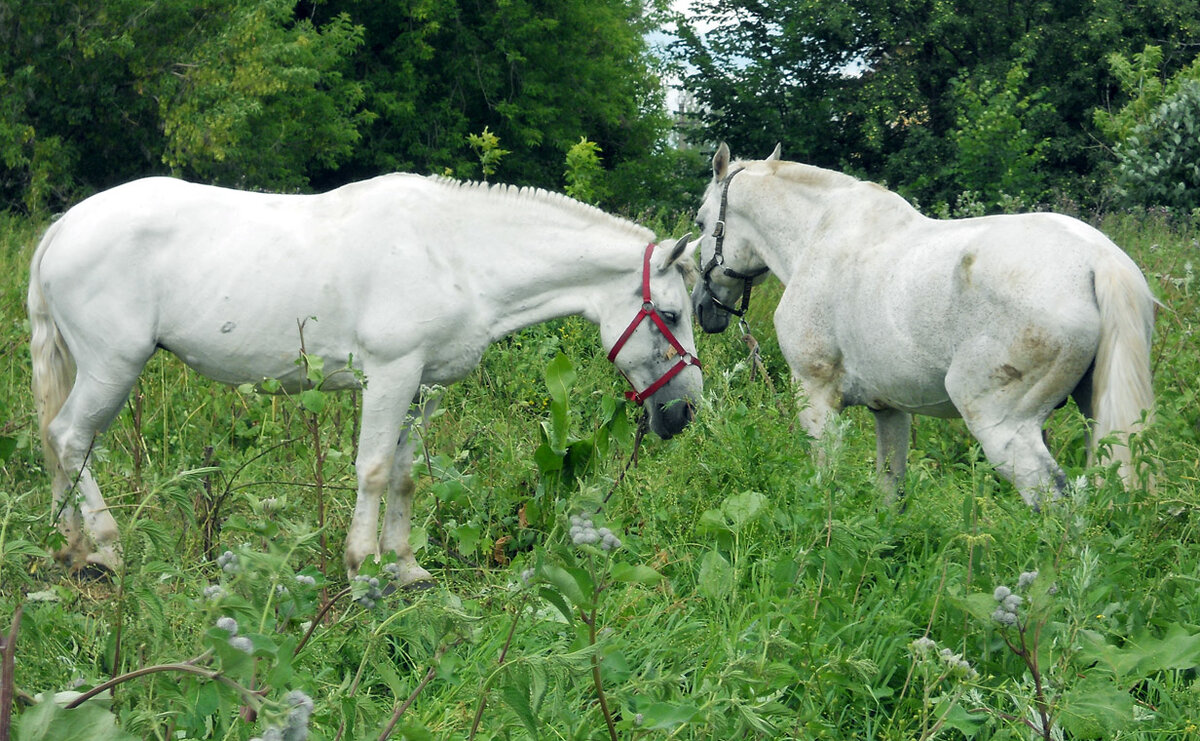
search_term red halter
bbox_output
[607,243,702,405]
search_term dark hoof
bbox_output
[400,579,437,593]
[76,563,117,582]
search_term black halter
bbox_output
[699,167,770,317]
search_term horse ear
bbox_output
[766,143,782,161]
[713,143,731,180]
[657,235,691,272]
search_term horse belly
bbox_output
[843,369,960,418]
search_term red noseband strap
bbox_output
[607,243,702,405]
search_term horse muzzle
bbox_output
[692,282,732,334]
[647,394,696,439]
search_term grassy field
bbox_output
[1,206,1198,740]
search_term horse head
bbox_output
[603,235,703,439]
[691,142,775,334]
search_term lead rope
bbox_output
[739,316,793,418]
[600,411,649,509]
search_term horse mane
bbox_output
[752,160,860,190]
[744,159,918,217]
[427,176,655,244]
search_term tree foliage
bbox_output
[0,0,681,214]
[1097,45,1200,211]
[670,0,1200,210]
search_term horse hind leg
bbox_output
[966,416,1067,509]
[873,408,911,505]
[45,360,147,573]
[946,343,1086,508]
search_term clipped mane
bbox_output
[429,176,654,244]
[743,159,859,190]
[737,159,915,216]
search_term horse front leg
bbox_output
[378,395,440,587]
[344,370,419,577]
[873,408,911,505]
[793,374,842,471]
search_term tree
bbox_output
[309,0,675,209]
[670,0,1200,210]
[1098,46,1200,211]
[0,0,368,212]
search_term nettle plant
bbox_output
[950,485,1200,740]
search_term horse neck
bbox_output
[475,230,646,341]
[739,164,918,281]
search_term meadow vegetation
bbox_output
[1,206,1198,739]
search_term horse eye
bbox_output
[660,310,679,324]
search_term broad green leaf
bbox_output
[1079,623,1200,679]
[539,562,592,610]
[697,507,730,534]
[303,353,325,383]
[16,696,137,741]
[299,388,326,413]
[544,352,575,450]
[533,442,564,474]
[722,490,768,530]
[698,549,734,600]
[636,701,698,730]
[452,522,480,556]
[538,586,575,624]
[610,562,663,586]
[1058,680,1134,739]
[934,698,987,737]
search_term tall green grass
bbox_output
[1,208,1198,740]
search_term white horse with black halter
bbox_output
[30,174,703,583]
[692,144,1155,507]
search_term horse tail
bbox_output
[1090,253,1156,489]
[28,219,76,476]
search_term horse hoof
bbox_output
[400,578,437,593]
[76,563,117,582]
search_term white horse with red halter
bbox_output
[692,144,1156,507]
[29,174,702,584]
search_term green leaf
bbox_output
[635,701,698,730]
[934,699,987,737]
[533,442,564,474]
[299,388,326,414]
[722,490,768,530]
[451,522,480,556]
[1058,680,1134,739]
[16,696,138,741]
[538,586,575,624]
[698,550,734,600]
[540,562,592,611]
[1079,623,1200,680]
[610,562,663,586]
[544,352,575,451]
[303,353,325,384]
[697,507,730,534]
[499,666,540,740]
[4,539,49,560]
